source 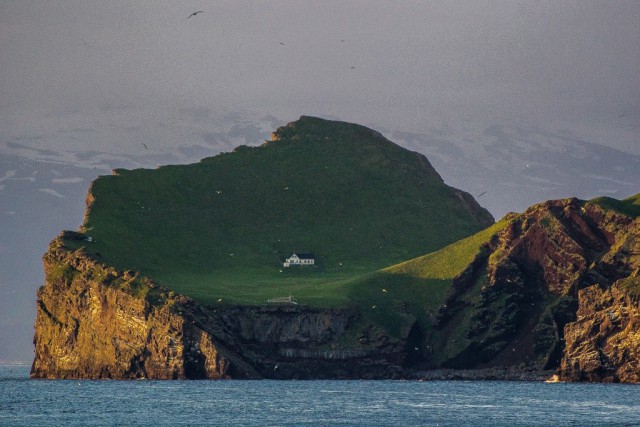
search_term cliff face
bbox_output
[428,198,640,382]
[559,281,640,383]
[31,236,256,379]
[214,306,406,379]
[32,234,406,379]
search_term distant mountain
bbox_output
[393,124,640,218]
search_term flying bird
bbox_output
[187,11,204,19]
[477,191,487,198]
[141,143,148,150]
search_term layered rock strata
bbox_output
[430,198,640,382]
[560,280,640,383]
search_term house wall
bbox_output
[283,255,315,267]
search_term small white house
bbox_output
[283,253,315,267]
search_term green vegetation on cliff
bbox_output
[342,218,510,356]
[591,194,640,217]
[72,116,494,307]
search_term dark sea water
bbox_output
[2,366,640,426]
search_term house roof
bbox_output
[292,253,315,259]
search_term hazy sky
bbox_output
[2,1,638,158]
[1,1,639,362]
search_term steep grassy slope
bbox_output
[73,116,493,305]
[342,220,510,354]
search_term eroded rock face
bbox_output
[212,305,405,379]
[217,305,352,344]
[31,237,252,379]
[431,198,640,381]
[559,281,640,383]
[485,198,631,297]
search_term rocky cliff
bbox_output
[424,197,640,382]
[32,197,640,381]
[32,234,254,379]
[32,233,406,379]
[559,279,640,382]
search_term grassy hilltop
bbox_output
[590,193,640,217]
[72,116,493,306]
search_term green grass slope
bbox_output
[343,220,509,341]
[591,193,640,217]
[73,116,494,306]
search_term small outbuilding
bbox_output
[283,253,315,267]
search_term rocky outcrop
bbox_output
[31,234,257,379]
[559,280,640,383]
[208,305,406,379]
[429,198,640,382]
[32,234,406,379]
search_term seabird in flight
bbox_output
[187,11,204,19]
